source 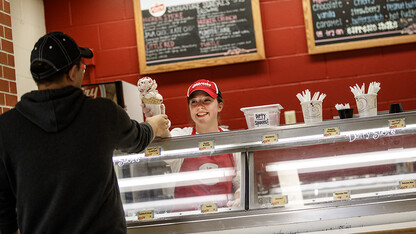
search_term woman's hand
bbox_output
[227,190,241,207]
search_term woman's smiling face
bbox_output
[188,90,223,130]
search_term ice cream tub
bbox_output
[240,104,283,129]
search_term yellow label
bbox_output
[201,203,217,213]
[272,195,288,206]
[199,141,214,151]
[145,147,161,157]
[324,127,340,137]
[138,210,154,220]
[389,118,406,129]
[333,190,350,201]
[400,180,415,189]
[262,134,278,144]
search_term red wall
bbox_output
[43,0,416,130]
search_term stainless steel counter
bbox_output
[113,111,416,233]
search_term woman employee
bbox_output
[167,79,241,209]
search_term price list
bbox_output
[309,0,416,45]
[141,0,257,66]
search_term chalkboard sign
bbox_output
[303,0,416,54]
[133,0,265,74]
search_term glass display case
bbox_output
[113,137,245,222]
[113,110,416,233]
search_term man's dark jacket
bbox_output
[0,86,153,234]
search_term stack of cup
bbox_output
[301,101,323,123]
[296,89,326,124]
[350,82,381,118]
[355,94,377,117]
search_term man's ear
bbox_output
[67,65,77,82]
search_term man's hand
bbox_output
[145,114,171,139]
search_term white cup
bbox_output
[143,103,171,128]
[146,104,162,115]
[355,94,377,118]
[301,100,323,124]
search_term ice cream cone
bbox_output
[141,97,162,105]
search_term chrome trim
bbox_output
[114,111,416,163]
[127,195,416,233]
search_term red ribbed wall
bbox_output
[43,0,416,130]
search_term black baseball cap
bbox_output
[30,31,93,80]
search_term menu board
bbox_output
[133,0,265,74]
[303,0,416,54]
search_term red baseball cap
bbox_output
[187,79,222,99]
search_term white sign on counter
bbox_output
[199,141,214,151]
[138,210,154,220]
[333,190,350,201]
[254,112,271,128]
[389,118,406,129]
[400,180,415,189]
[262,134,278,144]
[201,203,218,213]
[145,146,162,156]
[272,195,288,206]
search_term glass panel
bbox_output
[114,152,244,222]
[251,133,416,209]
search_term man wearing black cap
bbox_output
[0,32,170,234]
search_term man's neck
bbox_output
[38,84,66,90]
[38,79,74,90]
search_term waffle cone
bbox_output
[142,97,162,104]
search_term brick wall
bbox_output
[43,0,416,130]
[0,0,16,114]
